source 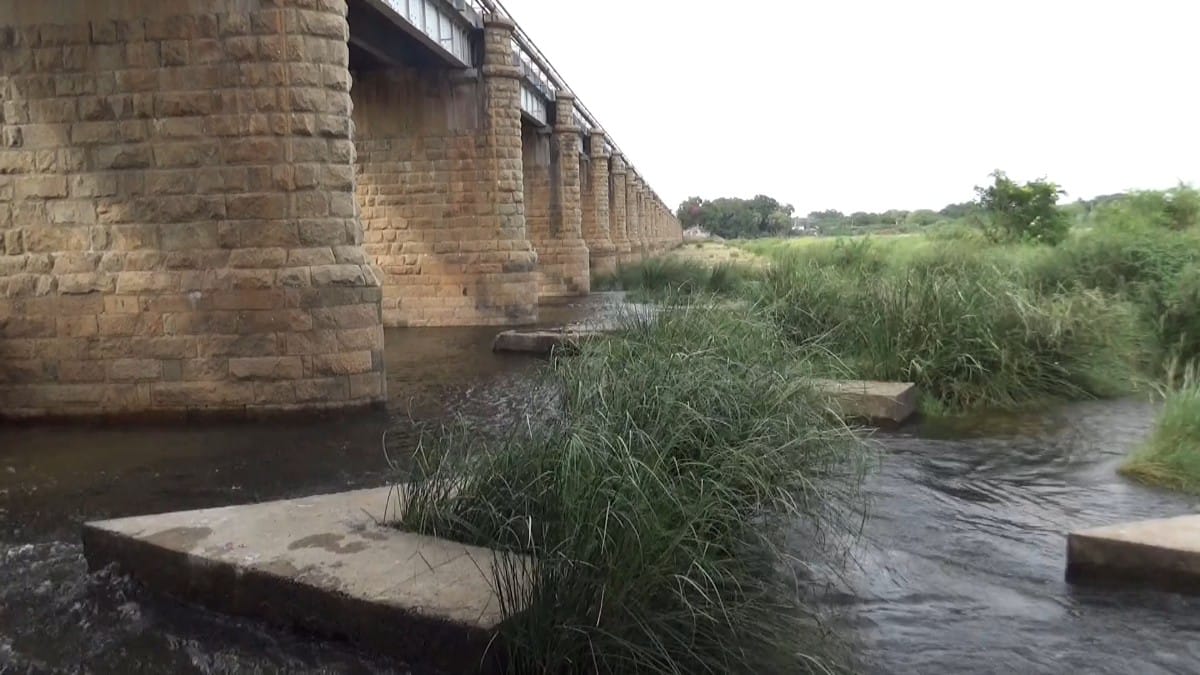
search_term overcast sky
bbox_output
[500,0,1200,215]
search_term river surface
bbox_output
[2,296,1199,674]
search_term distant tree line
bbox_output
[678,174,1199,242]
[676,195,795,239]
[796,202,979,236]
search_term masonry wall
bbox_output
[352,61,537,327]
[0,0,386,418]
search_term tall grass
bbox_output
[1121,361,1200,493]
[398,306,870,674]
[596,258,760,299]
[754,239,1152,412]
[1023,225,1200,366]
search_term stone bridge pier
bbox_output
[0,0,386,419]
[352,14,537,326]
[522,91,589,298]
[580,130,615,278]
[0,0,683,419]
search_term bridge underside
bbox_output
[0,0,682,419]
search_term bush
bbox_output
[1094,184,1200,232]
[397,306,869,674]
[1026,226,1200,365]
[922,220,987,243]
[975,170,1070,245]
[1122,362,1200,494]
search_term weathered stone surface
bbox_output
[1067,515,1200,593]
[0,1,684,419]
[608,154,632,263]
[522,95,589,299]
[82,487,521,672]
[0,0,385,418]
[492,304,657,355]
[623,170,645,264]
[813,379,918,423]
[493,327,603,355]
[353,18,538,327]
[582,129,617,278]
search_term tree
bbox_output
[676,197,706,229]
[674,195,797,239]
[938,201,976,219]
[906,209,941,227]
[974,170,1069,245]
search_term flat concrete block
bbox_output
[813,379,918,424]
[492,328,606,355]
[1067,515,1200,593]
[82,487,522,673]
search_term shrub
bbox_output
[1094,184,1200,232]
[1027,226,1200,365]
[922,220,987,243]
[1122,362,1200,494]
[975,170,1070,245]
[398,306,869,674]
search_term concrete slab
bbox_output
[813,379,918,424]
[82,487,522,673]
[492,327,607,355]
[493,312,654,355]
[1067,514,1200,593]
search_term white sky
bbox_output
[501,0,1200,214]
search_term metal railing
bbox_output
[380,0,478,65]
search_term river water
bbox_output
[2,297,1198,674]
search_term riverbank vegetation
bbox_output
[757,238,1153,412]
[398,307,869,674]
[616,179,1200,414]
[594,244,762,300]
[1121,362,1200,494]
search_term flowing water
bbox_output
[2,297,1199,674]
[845,401,1200,674]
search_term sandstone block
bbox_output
[229,356,304,381]
[293,376,348,402]
[311,350,373,376]
[109,358,162,382]
[237,308,313,333]
[152,381,254,407]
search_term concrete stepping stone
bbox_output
[812,379,918,424]
[1067,514,1200,593]
[82,487,522,673]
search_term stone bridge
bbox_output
[0,0,683,419]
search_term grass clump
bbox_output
[1122,362,1200,494]
[598,257,759,300]
[755,240,1151,413]
[398,306,869,674]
